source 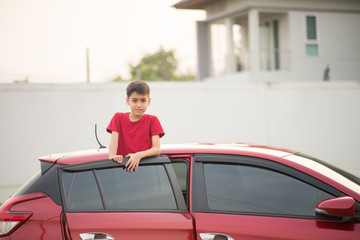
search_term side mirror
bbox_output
[315,196,355,222]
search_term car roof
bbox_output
[39,142,298,165]
[38,143,360,201]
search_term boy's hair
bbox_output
[126,80,150,98]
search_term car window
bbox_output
[171,162,188,192]
[62,170,103,210]
[61,162,180,211]
[203,163,334,217]
[171,161,189,205]
[96,165,177,210]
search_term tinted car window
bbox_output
[62,171,103,210]
[204,163,334,216]
[171,162,188,192]
[171,161,189,206]
[96,165,177,210]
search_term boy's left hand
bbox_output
[125,153,141,172]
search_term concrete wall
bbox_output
[1,81,360,203]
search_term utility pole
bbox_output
[86,48,90,83]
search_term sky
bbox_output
[0,0,205,83]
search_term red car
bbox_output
[1,143,359,239]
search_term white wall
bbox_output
[289,11,360,81]
[1,81,360,203]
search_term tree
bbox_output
[129,47,177,81]
[112,75,124,82]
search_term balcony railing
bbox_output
[211,48,291,76]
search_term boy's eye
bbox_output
[130,98,147,103]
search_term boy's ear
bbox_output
[148,97,151,105]
[126,98,129,106]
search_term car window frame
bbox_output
[58,155,187,212]
[192,153,343,219]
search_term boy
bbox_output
[107,80,164,172]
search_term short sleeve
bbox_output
[107,113,120,134]
[151,116,165,138]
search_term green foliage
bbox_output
[172,73,195,81]
[129,47,178,81]
[112,75,124,82]
[112,46,196,82]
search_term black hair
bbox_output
[126,80,150,98]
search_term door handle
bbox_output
[200,233,234,240]
[80,232,115,240]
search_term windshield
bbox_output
[284,154,360,193]
[298,153,360,184]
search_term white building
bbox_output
[174,0,360,82]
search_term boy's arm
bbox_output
[108,131,123,163]
[125,135,161,172]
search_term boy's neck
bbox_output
[129,112,144,122]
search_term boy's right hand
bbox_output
[111,155,123,163]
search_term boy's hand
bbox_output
[125,153,142,172]
[111,155,123,163]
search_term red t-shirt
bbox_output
[107,112,165,156]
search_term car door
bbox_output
[59,155,194,240]
[192,154,360,240]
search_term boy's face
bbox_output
[126,92,151,119]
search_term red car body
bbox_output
[1,143,359,240]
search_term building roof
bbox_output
[174,0,360,12]
[173,0,224,10]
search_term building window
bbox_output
[273,20,280,70]
[306,44,318,57]
[259,18,283,71]
[305,15,318,57]
[306,16,317,40]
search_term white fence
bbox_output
[1,80,360,203]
